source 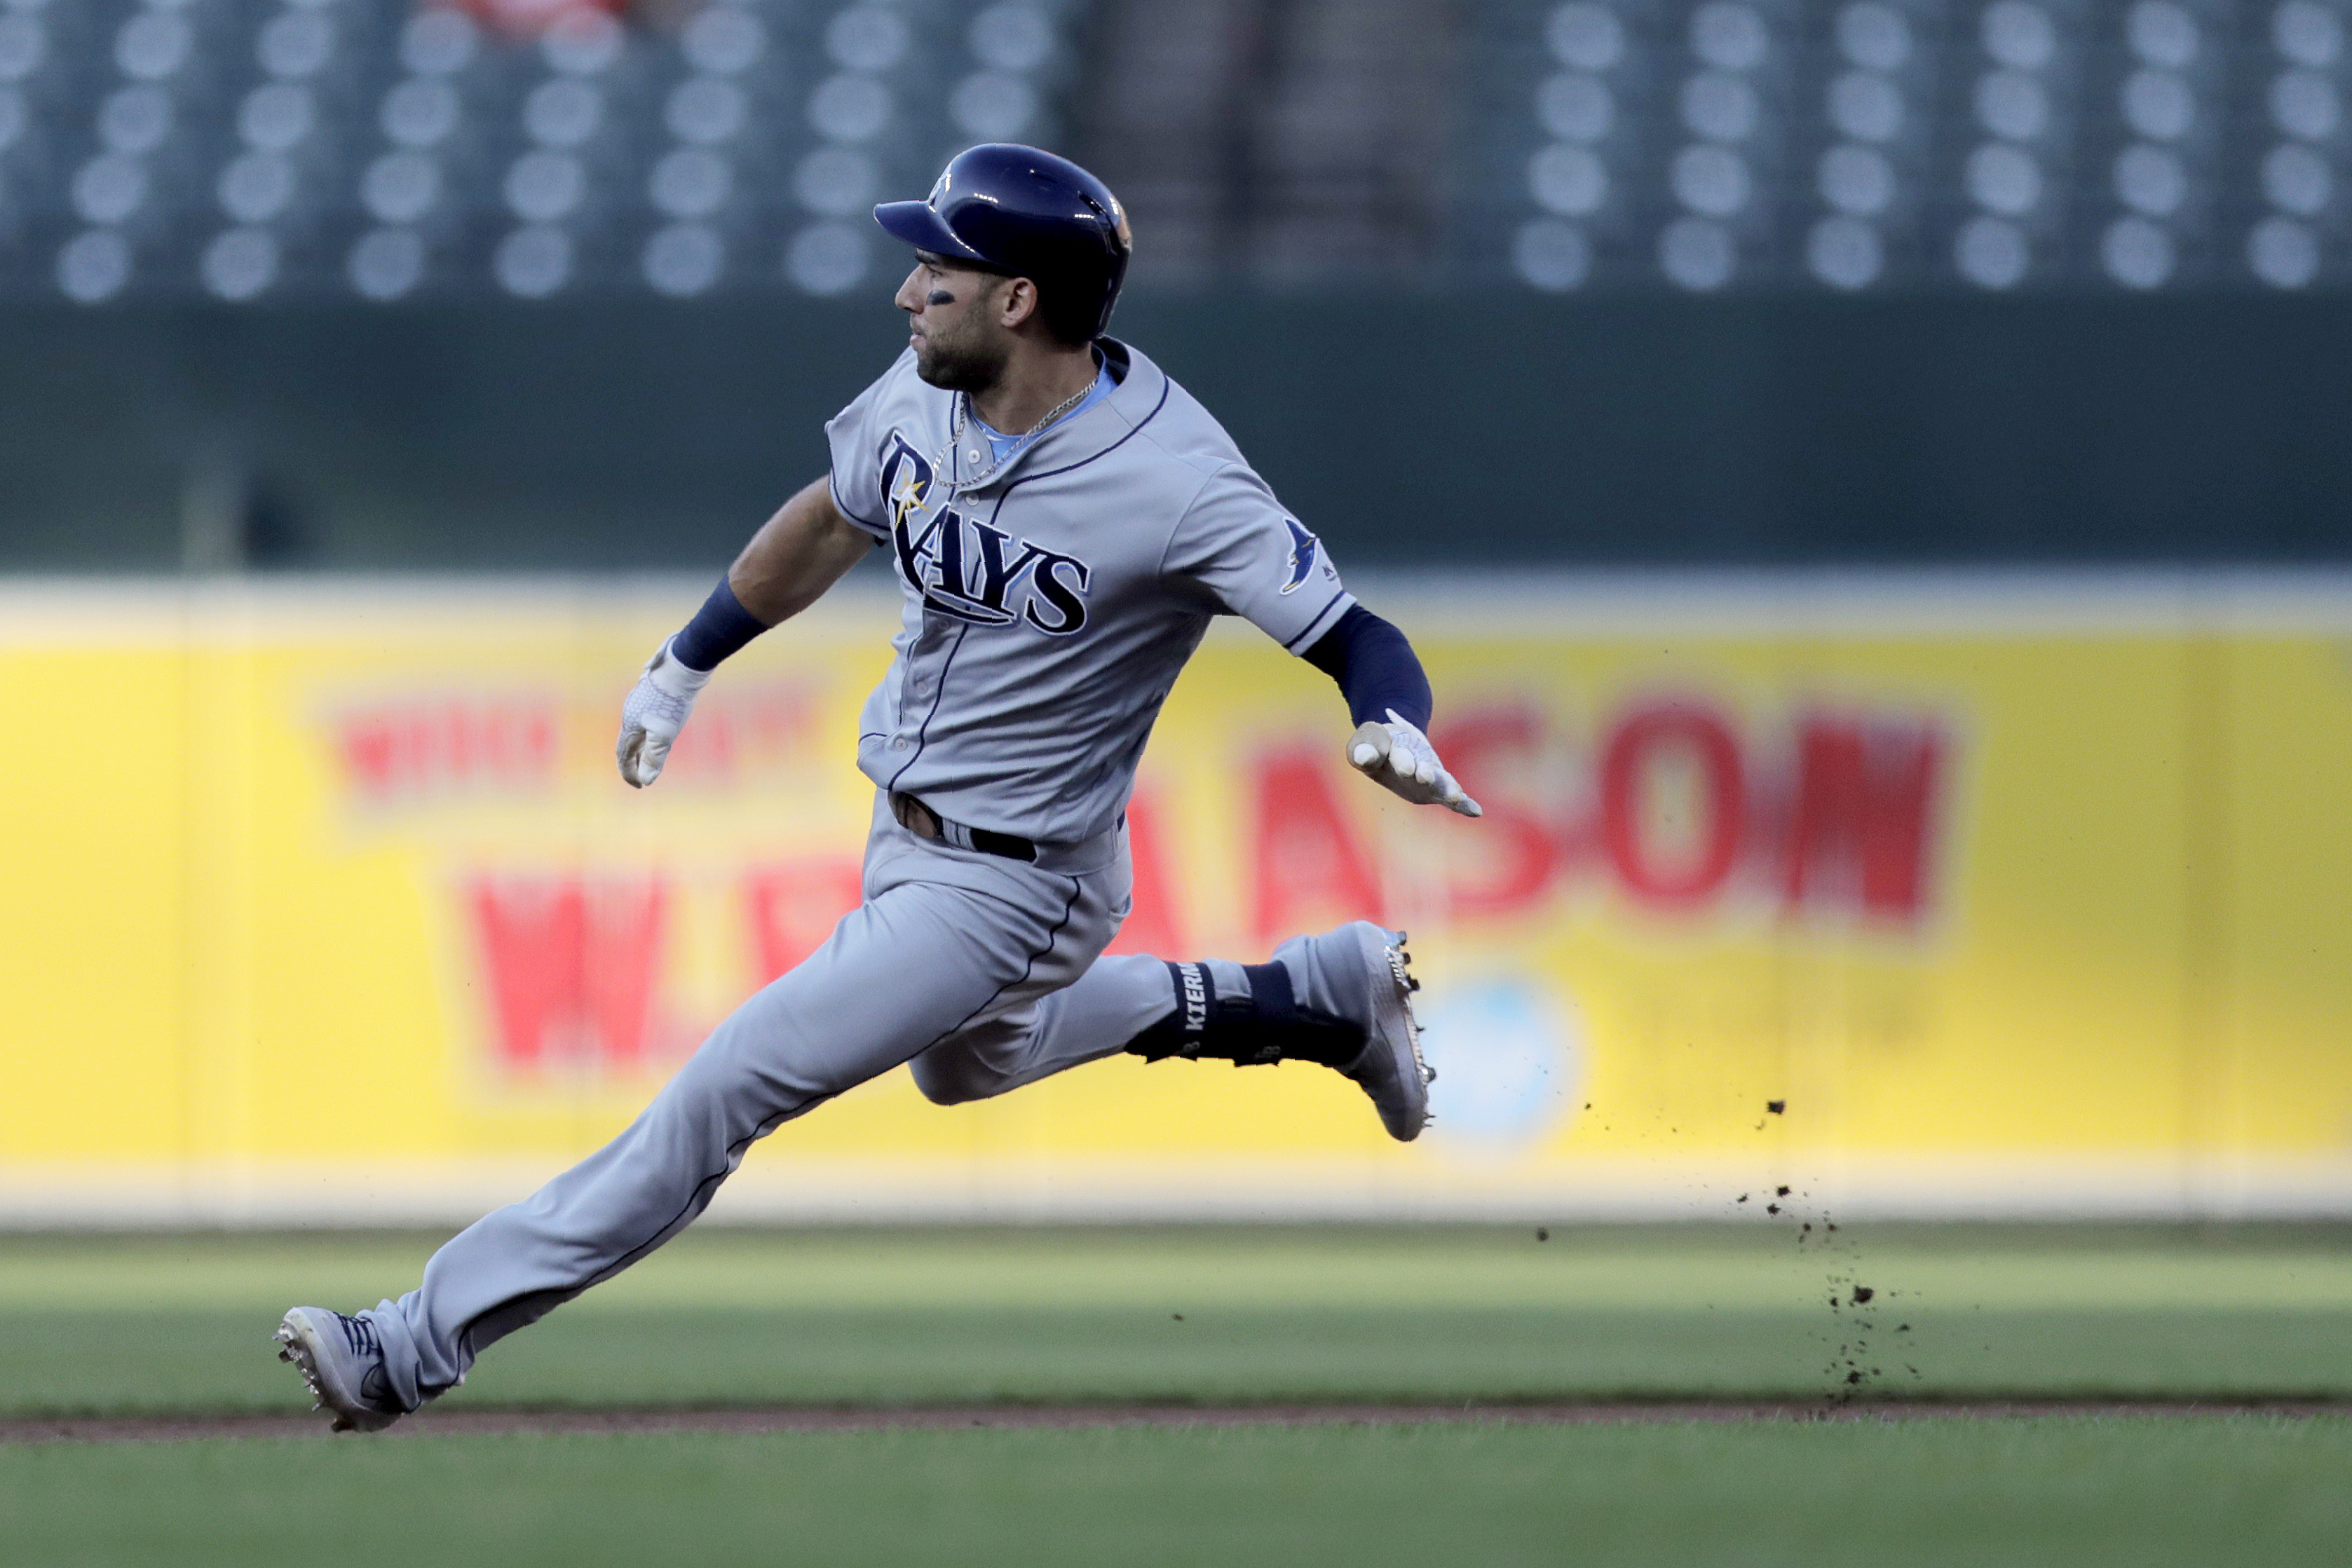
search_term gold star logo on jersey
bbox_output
[888,461,930,529]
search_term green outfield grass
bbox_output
[6,1227,2347,1567]
[0,1224,2347,1417]
[3,1417,2346,1568]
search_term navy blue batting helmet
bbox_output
[873,144,1132,341]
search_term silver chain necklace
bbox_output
[932,376,1095,495]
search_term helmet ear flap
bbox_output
[1035,281,1103,346]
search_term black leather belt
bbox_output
[890,792,1037,863]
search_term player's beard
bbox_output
[912,308,1012,395]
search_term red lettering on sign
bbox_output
[742,859,864,982]
[1104,791,1186,957]
[1600,700,1746,908]
[1432,705,1561,918]
[661,710,738,780]
[657,683,818,786]
[339,697,557,802]
[468,875,667,1073]
[1251,749,1383,943]
[1782,711,1944,922]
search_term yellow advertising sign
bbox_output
[1,577,2347,1220]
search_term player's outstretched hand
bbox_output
[1347,709,1482,817]
[616,638,712,789]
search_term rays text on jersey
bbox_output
[880,432,1094,634]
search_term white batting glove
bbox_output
[616,637,712,789]
[1347,709,1482,817]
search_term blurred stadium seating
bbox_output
[2,3,2348,571]
[4,0,2348,304]
[0,0,1086,304]
[1466,0,2352,294]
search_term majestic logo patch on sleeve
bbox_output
[1281,518,1320,595]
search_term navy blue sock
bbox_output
[1122,960,1359,1068]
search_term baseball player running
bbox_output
[277,145,1480,1433]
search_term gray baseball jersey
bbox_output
[827,338,1353,843]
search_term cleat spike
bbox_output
[275,1307,402,1434]
[1363,931,1430,1141]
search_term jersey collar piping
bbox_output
[944,339,1169,497]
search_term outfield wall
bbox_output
[3,572,2349,1224]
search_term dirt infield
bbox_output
[5,1400,2342,1446]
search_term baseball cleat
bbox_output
[276,1307,402,1433]
[1279,921,1432,1142]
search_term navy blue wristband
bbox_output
[670,575,770,672]
[1303,606,1433,732]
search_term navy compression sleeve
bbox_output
[670,575,770,672]
[1302,605,1433,732]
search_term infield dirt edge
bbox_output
[7,1400,2346,1446]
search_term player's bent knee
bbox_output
[907,1054,975,1105]
[907,1048,1004,1107]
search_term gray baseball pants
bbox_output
[369,792,1196,1412]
